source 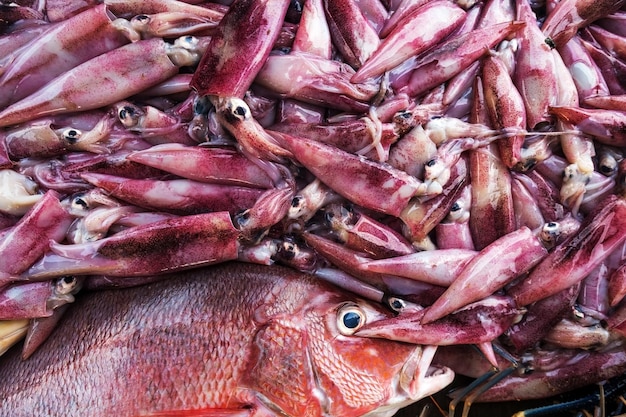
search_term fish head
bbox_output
[312,297,455,417]
[243,282,454,417]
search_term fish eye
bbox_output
[62,128,82,144]
[337,304,366,335]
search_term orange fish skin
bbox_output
[0,262,452,417]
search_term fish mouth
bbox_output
[400,345,455,401]
[361,345,454,417]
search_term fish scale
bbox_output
[0,262,451,417]
[0,264,276,416]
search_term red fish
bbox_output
[0,263,454,417]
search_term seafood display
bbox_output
[1,0,626,416]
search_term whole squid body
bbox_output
[0,263,454,417]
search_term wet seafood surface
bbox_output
[1,0,626,416]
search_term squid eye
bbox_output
[291,196,303,208]
[134,14,150,22]
[174,35,199,50]
[450,202,461,212]
[562,166,574,180]
[71,195,89,211]
[55,276,79,295]
[290,0,304,13]
[426,158,437,167]
[540,221,560,245]
[599,163,615,175]
[541,222,559,236]
[193,95,212,115]
[337,304,366,335]
[385,296,406,313]
[278,241,297,260]
[118,105,141,127]
[572,305,586,320]
[234,209,251,229]
[396,110,411,120]
[234,105,247,117]
[62,128,82,144]
[227,99,250,120]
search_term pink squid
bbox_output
[510,194,626,307]
[322,0,380,69]
[80,172,264,216]
[550,105,626,147]
[542,0,626,48]
[323,203,415,259]
[360,248,477,287]
[127,143,274,188]
[482,53,526,169]
[558,36,610,102]
[399,21,525,97]
[0,4,129,109]
[421,226,549,324]
[0,276,82,320]
[357,295,524,346]
[513,0,559,130]
[269,116,399,162]
[0,36,204,127]
[255,52,380,113]
[351,1,466,83]
[0,190,73,288]
[23,211,241,279]
[190,0,289,98]
[277,132,427,217]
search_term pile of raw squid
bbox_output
[1,0,626,413]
